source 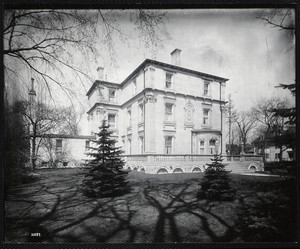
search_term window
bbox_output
[209,139,216,146]
[56,139,62,153]
[109,89,116,102]
[133,79,137,94]
[56,139,62,148]
[165,136,173,154]
[288,151,294,159]
[139,136,144,154]
[122,139,125,151]
[128,139,132,154]
[265,153,269,159]
[128,110,132,126]
[108,114,116,129]
[139,103,144,122]
[166,72,173,88]
[209,139,216,155]
[200,140,205,154]
[204,81,210,96]
[85,140,90,151]
[275,153,280,160]
[165,103,173,121]
[203,109,210,125]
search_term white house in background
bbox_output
[263,146,294,162]
[86,49,228,157]
[32,49,263,173]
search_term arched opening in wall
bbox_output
[248,164,258,172]
[139,167,145,172]
[173,168,183,174]
[133,167,138,171]
[157,168,168,174]
[127,166,131,171]
[192,167,202,173]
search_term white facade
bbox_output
[86,50,228,157]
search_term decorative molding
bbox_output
[184,100,195,128]
[220,105,227,113]
[138,130,145,136]
[144,92,157,103]
[163,130,176,136]
[138,122,144,132]
[209,135,220,141]
[149,66,156,72]
[184,124,194,130]
[163,92,176,100]
[202,99,212,106]
[127,126,132,135]
[138,97,144,104]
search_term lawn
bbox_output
[4,168,297,243]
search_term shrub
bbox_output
[82,120,130,198]
[237,178,297,242]
[197,155,236,201]
[264,161,296,176]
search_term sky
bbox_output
[89,9,295,111]
[6,8,295,134]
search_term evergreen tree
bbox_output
[82,120,130,197]
[198,155,236,201]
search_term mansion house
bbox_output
[86,49,228,158]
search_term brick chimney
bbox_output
[97,67,104,80]
[171,49,182,66]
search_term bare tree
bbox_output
[232,110,257,154]
[57,106,84,135]
[40,138,71,168]
[4,9,166,103]
[258,9,295,33]
[252,97,290,162]
[14,99,67,169]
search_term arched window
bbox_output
[192,167,202,173]
[157,168,168,174]
[173,168,183,173]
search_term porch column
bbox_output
[220,105,227,156]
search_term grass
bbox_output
[4,168,297,243]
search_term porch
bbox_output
[122,154,264,174]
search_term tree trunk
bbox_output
[31,136,36,170]
[262,139,266,164]
[279,146,283,162]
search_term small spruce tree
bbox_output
[198,155,236,201]
[82,120,130,197]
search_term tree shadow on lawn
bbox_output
[142,180,238,242]
[5,176,241,243]
[9,171,278,243]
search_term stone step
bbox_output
[225,163,251,174]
